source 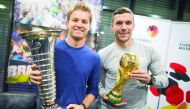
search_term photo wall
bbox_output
[133,15,190,109]
[5,0,190,108]
[158,22,190,109]
[133,15,171,67]
[7,0,103,92]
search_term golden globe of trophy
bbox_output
[20,30,61,109]
[107,52,139,105]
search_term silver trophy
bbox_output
[20,30,61,109]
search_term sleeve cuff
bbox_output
[147,75,155,85]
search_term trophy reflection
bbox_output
[20,30,61,109]
[107,52,139,105]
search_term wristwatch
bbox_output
[81,103,87,109]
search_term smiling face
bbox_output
[112,12,135,43]
[67,9,91,41]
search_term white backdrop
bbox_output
[158,22,190,109]
[133,15,190,109]
[133,15,171,67]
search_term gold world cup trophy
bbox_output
[20,30,61,109]
[107,52,139,105]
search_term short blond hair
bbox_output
[112,7,134,22]
[67,3,92,24]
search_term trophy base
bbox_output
[107,91,122,105]
[41,103,59,109]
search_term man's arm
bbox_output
[148,48,169,88]
[98,51,106,96]
[67,55,100,109]
[82,94,95,108]
[66,94,95,109]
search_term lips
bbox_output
[118,32,129,37]
[118,30,129,35]
[119,33,128,35]
[75,29,82,32]
[74,27,84,32]
[73,29,84,34]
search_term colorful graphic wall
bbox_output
[158,22,190,109]
[133,15,190,109]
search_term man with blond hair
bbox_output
[30,3,100,109]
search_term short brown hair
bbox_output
[112,7,134,22]
[67,2,92,24]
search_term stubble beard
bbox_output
[115,33,131,43]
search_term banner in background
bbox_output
[133,15,171,66]
[132,15,171,109]
[158,22,190,109]
[13,0,103,32]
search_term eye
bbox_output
[72,18,78,22]
[82,20,89,24]
[115,21,122,25]
[125,21,132,25]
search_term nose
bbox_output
[121,23,128,29]
[121,23,127,31]
[76,21,83,27]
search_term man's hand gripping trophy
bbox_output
[106,52,139,106]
